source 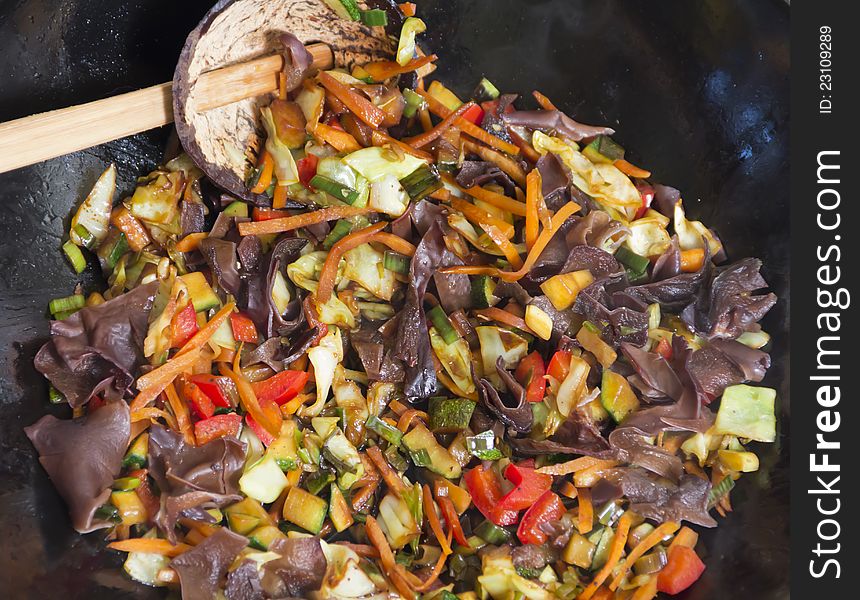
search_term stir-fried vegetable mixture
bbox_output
[26,3,778,599]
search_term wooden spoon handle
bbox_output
[0,42,333,174]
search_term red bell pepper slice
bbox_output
[547,350,572,382]
[170,303,199,349]
[436,494,470,546]
[194,413,243,445]
[189,374,233,408]
[250,370,309,406]
[464,465,519,527]
[252,207,292,221]
[655,337,673,360]
[461,103,485,126]
[297,154,319,188]
[230,312,259,344]
[182,380,216,420]
[497,462,553,511]
[515,351,547,403]
[245,413,276,446]
[634,180,655,220]
[516,490,566,545]
[657,546,706,595]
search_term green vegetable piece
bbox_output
[584,135,625,162]
[614,246,650,275]
[360,8,388,26]
[383,250,410,274]
[94,503,121,524]
[396,17,427,66]
[102,232,129,270]
[429,397,476,433]
[472,77,501,102]
[73,224,97,250]
[178,271,220,312]
[474,519,512,545]
[123,433,149,469]
[305,470,336,496]
[471,275,499,308]
[399,164,442,201]
[427,305,460,345]
[401,422,461,479]
[366,415,403,446]
[248,524,286,551]
[590,527,614,571]
[227,512,260,535]
[402,88,425,118]
[112,477,141,491]
[708,474,736,509]
[323,219,353,249]
[329,484,354,532]
[62,240,88,274]
[713,384,777,442]
[599,370,640,423]
[222,201,249,218]
[282,486,328,534]
[465,430,504,460]
[323,0,360,21]
[48,385,65,405]
[49,293,85,316]
[310,174,361,204]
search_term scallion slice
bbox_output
[409,447,432,467]
[323,219,353,249]
[465,430,504,460]
[402,88,425,118]
[383,250,410,274]
[73,224,97,250]
[360,8,388,26]
[427,304,459,344]
[49,293,85,316]
[472,77,500,102]
[474,519,512,545]
[615,246,650,275]
[309,174,361,205]
[62,240,87,274]
[399,164,442,201]
[366,415,403,447]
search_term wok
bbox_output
[0,0,789,598]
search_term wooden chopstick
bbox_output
[0,43,333,174]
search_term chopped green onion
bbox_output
[585,135,626,161]
[305,470,336,495]
[472,77,500,102]
[49,294,85,316]
[633,549,668,575]
[62,240,87,274]
[615,246,650,275]
[383,250,410,274]
[323,219,353,249]
[581,320,602,335]
[708,475,736,509]
[596,501,624,526]
[102,232,129,270]
[48,385,65,404]
[309,174,361,204]
[73,224,97,250]
[366,415,403,447]
[465,430,504,460]
[360,8,388,26]
[399,164,442,201]
[403,88,425,118]
[276,457,298,472]
[409,447,432,467]
[427,305,459,344]
[474,519,512,545]
[94,504,121,524]
[384,444,409,472]
[112,477,141,491]
[323,0,360,21]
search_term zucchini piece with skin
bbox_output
[123,433,149,469]
[600,370,640,423]
[402,422,462,479]
[179,271,220,312]
[239,455,289,503]
[713,384,777,442]
[282,486,328,534]
[471,275,499,308]
[329,484,354,532]
[248,524,287,551]
[429,397,476,433]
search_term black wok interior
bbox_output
[0,1,789,598]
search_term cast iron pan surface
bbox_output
[0,1,789,598]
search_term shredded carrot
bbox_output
[130,349,202,412]
[108,538,191,557]
[396,409,426,434]
[388,398,411,416]
[508,127,542,163]
[370,129,434,162]
[369,232,417,257]
[610,521,680,590]
[176,301,236,358]
[365,516,417,600]
[363,54,438,82]
[422,485,452,555]
[366,445,408,497]
[614,158,652,179]
[669,526,699,550]
[317,222,387,303]
[418,106,433,132]
[475,307,531,333]
[251,151,275,194]
[318,71,386,128]
[525,169,541,250]
[165,382,195,445]
[680,248,705,272]
[415,88,520,156]
[175,232,208,253]
[452,180,527,216]
[404,101,473,148]
[398,2,417,17]
[449,197,515,239]
[577,512,633,600]
[272,185,288,209]
[462,139,526,186]
[577,487,593,534]
[532,90,559,111]
[429,187,451,202]
[560,480,579,499]
[131,407,178,430]
[351,478,379,512]
[313,122,362,153]
[538,457,619,476]
[441,200,580,281]
[631,576,659,600]
[238,206,374,237]
[410,528,453,592]
[220,355,281,438]
[574,463,616,488]
[436,494,469,545]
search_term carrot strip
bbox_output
[577,487,593,535]
[614,158,652,179]
[175,232,208,253]
[272,185,288,209]
[251,151,274,194]
[532,90,558,111]
[363,54,438,82]
[450,198,515,238]
[410,528,453,592]
[131,407,178,430]
[317,222,387,303]
[415,88,520,156]
[110,206,151,252]
[366,516,417,600]
[577,512,633,600]
[462,139,526,186]
[404,101,473,148]
[369,232,416,257]
[396,409,427,433]
[525,169,541,250]
[440,200,580,281]
[398,2,416,17]
[422,485,452,555]
[475,307,532,333]
[436,494,469,546]
[429,187,451,202]
[451,181,527,216]
[680,248,705,272]
[538,457,619,477]
[165,382,195,445]
[508,127,541,163]
[418,106,433,132]
[130,349,202,412]
[176,301,236,358]
[318,71,386,128]
[313,122,362,153]
[366,445,408,497]
[108,538,191,557]
[610,521,680,590]
[560,480,579,499]
[370,129,434,162]
[238,206,374,236]
[220,356,281,438]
